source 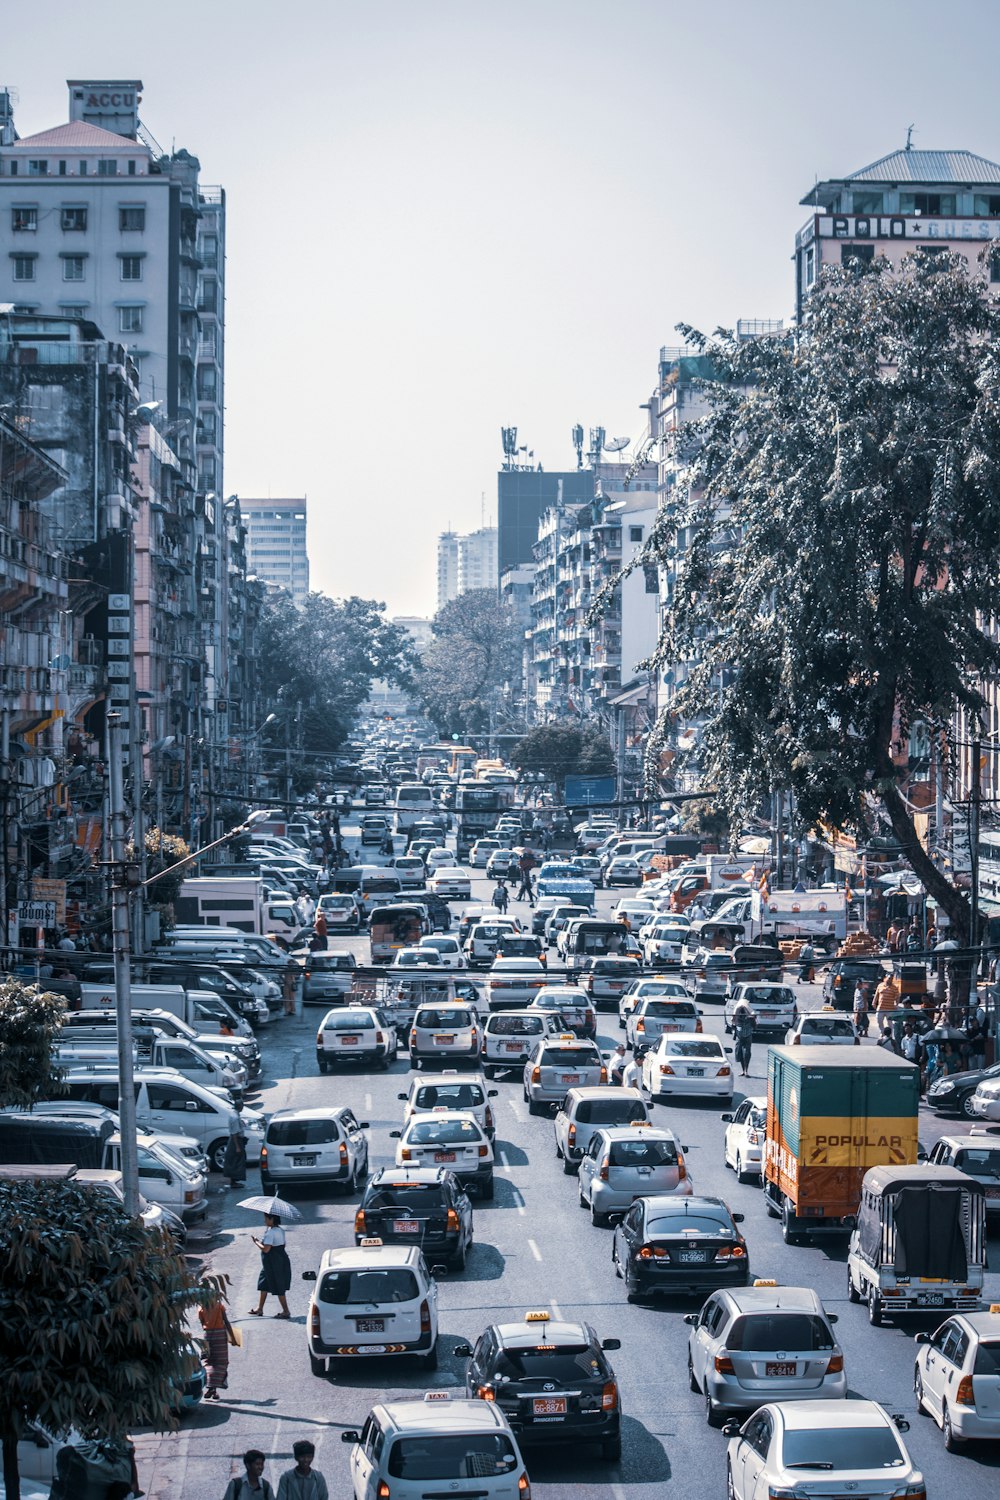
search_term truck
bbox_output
[455,783,513,861]
[710,889,848,951]
[763,1046,920,1245]
[668,855,761,912]
[846,1164,986,1325]
[175,875,300,939]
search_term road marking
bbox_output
[611,1485,627,1500]
[364,1092,372,1111]
[498,1152,509,1168]
[528,1238,542,1261]
[508,1099,524,1121]
[550,1300,563,1319]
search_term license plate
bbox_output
[392,1219,419,1233]
[356,1318,385,1333]
[687,1066,705,1077]
[677,1250,704,1263]
[505,1042,524,1052]
[434,1151,456,1162]
[919,1292,944,1305]
[532,1396,567,1416]
[560,1074,580,1084]
[291,1155,317,1167]
[435,1035,455,1044]
[341,1036,359,1046]
[766,1362,796,1377]
[357,1343,387,1354]
[987,1187,1000,1199]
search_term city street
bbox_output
[134,828,1000,1499]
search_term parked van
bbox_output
[53,1032,246,1099]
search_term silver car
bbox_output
[553,1086,648,1173]
[522,1036,606,1115]
[577,1124,691,1226]
[687,1284,846,1424]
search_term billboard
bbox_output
[564,775,616,808]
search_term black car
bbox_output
[821,959,885,1012]
[354,1166,473,1269]
[408,894,453,933]
[612,1194,748,1302]
[928,1059,1000,1118]
[454,1312,622,1460]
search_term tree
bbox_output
[417,590,523,736]
[644,248,1000,937]
[511,724,614,791]
[0,1179,208,1497]
[0,979,65,1111]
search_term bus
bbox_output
[455,782,515,861]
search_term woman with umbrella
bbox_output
[242,1197,299,1319]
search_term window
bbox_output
[197,365,217,399]
[12,255,36,281]
[119,254,143,281]
[61,206,87,231]
[804,246,815,285]
[201,233,218,268]
[899,192,956,217]
[198,279,218,313]
[841,243,875,267]
[62,255,86,282]
[198,410,217,441]
[851,191,883,214]
[60,304,87,318]
[58,160,67,176]
[629,525,644,543]
[27,160,49,177]
[974,194,1000,217]
[97,158,117,176]
[127,160,136,176]
[119,205,145,231]
[118,305,143,333]
[644,563,659,593]
[11,207,36,232]
[991,252,1000,285]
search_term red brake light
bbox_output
[599,1156,610,1181]
[568,1123,576,1145]
[446,1208,460,1231]
[695,1019,703,1032]
[377,1483,390,1500]
[717,1066,731,1077]
[826,1354,844,1373]
[339,1142,348,1166]
[714,1353,734,1373]
[955,1375,975,1406]
[531,1066,540,1083]
[601,1380,618,1409]
[660,1064,675,1075]
[599,1066,608,1082]
[420,1298,431,1333]
[354,1209,366,1233]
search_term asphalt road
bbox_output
[133,832,1000,1500]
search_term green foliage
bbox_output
[511,724,615,789]
[0,980,66,1110]
[647,248,1000,931]
[417,590,523,736]
[0,1181,208,1469]
[679,797,729,843]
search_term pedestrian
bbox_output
[249,1213,292,1318]
[198,1293,234,1400]
[966,1015,987,1071]
[874,974,898,1036]
[223,1112,248,1189]
[492,882,509,914]
[621,1050,642,1091]
[312,911,328,951]
[57,930,76,952]
[282,961,297,1017]
[516,868,535,905]
[277,1441,329,1500]
[731,1002,756,1077]
[906,923,922,954]
[797,941,815,985]
[223,1450,275,1500]
[900,1022,919,1064]
[609,1042,627,1086]
[294,888,314,926]
[852,981,870,1037]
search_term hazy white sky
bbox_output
[8,0,1000,616]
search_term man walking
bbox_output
[277,1442,329,1500]
[223,1451,275,1500]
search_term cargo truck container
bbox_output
[763,1046,920,1244]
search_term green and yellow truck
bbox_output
[763,1046,920,1244]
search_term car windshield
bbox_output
[609,1138,678,1167]
[490,1016,543,1035]
[319,1268,418,1304]
[414,1085,484,1110]
[366,1185,446,1212]
[728,1314,834,1351]
[387,1434,518,1481]
[666,1040,722,1057]
[493,1345,608,1382]
[648,1212,733,1237]
[267,1118,340,1146]
[780,1426,905,1470]
[416,1009,472,1028]
[955,1148,1000,1178]
[575,1099,646,1125]
[407,1118,482,1145]
[324,1013,375,1031]
[541,1048,598,1067]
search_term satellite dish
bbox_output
[604,436,629,453]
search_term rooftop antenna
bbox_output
[905,124,915,151]
[572,424,584,470]
[605,436,629,456]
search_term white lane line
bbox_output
[498,1152,510,1168]
[364,1092,372,1111]
[611,1484,627,1500]
[508,1099,524,1121]
[550,1300,563,1320]
[527,1238,543,1262]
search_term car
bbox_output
[354,1166,474,1269]
[553,1086,648,1174]
[575,855,604,886]
[581,957,642,1010]
[427,868,473,900]
[398,1072,499,1140]
[605,856,643,887]
[930,1060,1000,1119]
[721,1096,767,1183]
[469,838,503,867]
[453,1311,623,1459]
[302,951,358,1006]
[784,1013,859,1046]
[626,996,702,1052]
[425,847,455,871]
[486,851,520,881]
[261,1106,369,1194]
[618,977,689,1029]
[641,1033,734,1102]
[390,855,427,888]
[410,1002,480,1069]
[612,898,656,929]
[465,919,521,966]
[486,958,548,1010]
[417,934,466,968]
[408,892,454,933]
[522,1035,606,1114]
[821,958,886,1011]
[496,933,546,963]
[542,903,591,947]
[723,1400,920,1500]
[927,1129,1000,1214]
[364,784,388,806]
[303,1241,441,1377]
[914,1310,1000,1447]
[391,1111,494,1197]
[340,1392,529,1500]
[528,985,596,1038]
[391,947,439,969]
[640,917,690,968]
[687,1284,846,1424]
[612,1193,748,1301]
[316,1005,398,1072]
[480,1009,559,1076]
[724,983,797,1037]
[315,892,362,931]
[360,815,392,846]
[684,948,732,1001]
[578,1123,691,1225]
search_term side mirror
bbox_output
[720,1113,733,1123]
[601,1337,622,1351]
[488,1089,499,1098]
[453,1342,473,1358]
[724,1046,734,1054]
[186,1100,198,1111]
[683,1313,698,1325]
[430,1263,448,1278]
[389,1130,401,1139]
[721,1421,742,1438]
[341,1430,360,1444]
[732,1212,745,1223]
[358,1121,370,1130]
[302,1270,317,1282]
[914,1331,931,1344]
[893,1417,910,1433]
[397,1092,408,1101]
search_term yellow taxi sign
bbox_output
[629,1119,652,1127]
[753,1278,779,1287]
[559,1033,576,1041]
[990,1304,1000,1314]
[359,1237,384,1248]
[424,1390,451,1402]
[525,1310,550,1323]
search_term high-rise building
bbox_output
[497,467,594,581]
[437,531,459,610]
[457,527,497,595]
[241,498,310,606]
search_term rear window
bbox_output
[541,1047,599,1067]
[780,1427,904,1470]
[414,1084,484,1110]
[415,1009,472,1028]
[668,1040,723,1057]
[728,1313,834,1352]
[364,879,402,895]
[489,1015,543,1035]
[324,1012,375,1031]
[408,1118,482,1145]
[319,1268,418,1304]
[500,939,541,956]
[609,1138,678,1167]
[739,987,794,1007]
[644,1000,695,1018]
[648,1212,733,1236]
[575,1099,646,1125]
[974,1341,1000,1374]
[267,1117,340,1146]
[592,959,640,973]
[388,1434,518,1481]
[803,1018,855,1037]
[954,1148,1000,1178]
[367,1185,445,1211]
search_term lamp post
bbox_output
[107,711,141,1215]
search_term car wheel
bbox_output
[960,1092,977,1120]
[688,1353,699,1392]
[309,1352,327,1377]
[209,1139,228,1173]
[625,1271,643,1305]
[600,1434,622,1462]
[318,1059,329,1075]
[527,1099,541,1117]
[591,1203,608,1228]
[914,1369,928,1415]
[705,1386,722,1427]
[847,1268,861,1304]
[867,1287,883,1327]
[736,1155,755,1185]
[421,1343,439,1372]
[261,1176,274,1194]
[726,1461,737,1500]
[943,1404,963,1452]
[484,1065,496,1080]
[451,1241,467,1272]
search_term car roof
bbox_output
[491,958,545,971]
[376,1396,510,1434]
[642,1194,731,1214]
[567,1086,643,1102]
[370,1165,450,1184]
[319,1244,422,1272]
[947,1311,1000,1338]
[411,1071,486,1088]
[660,1033,723,1046]
[776,1399,889,1429]
[539,986,588,999]
[594,1124,677,1142]
[322,1005,378,1019]
[539,1037,599,1050]
[269,1106,350,1123]
[492,1319,594,1348]
[721,1285,826,1315]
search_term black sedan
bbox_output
[454,1311,622,1461]
[927,1059,1000,1117]
[354,1165,473,1269]
[612,1194,748,1302]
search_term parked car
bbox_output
[261,1106,369,1194]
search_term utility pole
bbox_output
[970,737,982,974]
[108,712,141,1215]
[0,703,9,962]
[131,756,146,957]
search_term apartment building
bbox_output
[437,527,497,609]
[241,498,310,606]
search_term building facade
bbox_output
[240,497,309,606]
[436,531,459,610]
[457,527,497,595]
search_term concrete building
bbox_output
[497,465,594,581]
[457,527,497,595]
[240,498,309,606]
[436,531,459,610]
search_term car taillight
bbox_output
[531,1066,540,1083]
[478,1144,489,1158]
[714,1353,734,1373]
[310,1304,321,1338]
[260,1145,268,1165]
[377,1483,390,1500]
[400,1147,412,1161]
[477,1383,496,1401]
[677,1155,686,1180]
[568,1123,576,1146]
[376,1030,384,1043]
[637,1244,667,1259]
[517,1473,530,1500]
[599,1156,610,1181]
[599,1066,608,1082]
[636,1019,645,1032]
[717,1066,731,1077]
[955,1375,975,1405]
[601,1380,618,1409]
[792,1035,801,1044]
[446,1208,460,1231]
[340,1142,348,1166]
[485,1106,494,1130]
[420,1298,431,1333]
[826,1354,844,1373]
[354,1209,366,1233]
[410,1030,417,1046]
[695,1018,703,1032]
[716,1244,747,1260]
[316,1032,323,1046]
[660,1064,675,1075]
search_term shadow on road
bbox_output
[462,1241,506,1281]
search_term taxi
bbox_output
[522,1035,606,1115]
[553,1086,648,1173]
[486,958,549,1010]
[303,1240,441,1377]
[577,1123,691,1226]
[398,1071,498,1140]
[454,1310,623,1461]
[528,985,596,1039]
[355,1166,474,1270]
[914,1307,1000,1448]
[626,996,702,1052]
[618,977,689,1030]
[580,957,642,1010]
[410,1002,479,1069]
[481,1010,559,1076]
[341,1392,529,1500]
[390,1111,495,1198]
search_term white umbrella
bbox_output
[236,1194,303,1223]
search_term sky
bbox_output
[7,0,1000,618]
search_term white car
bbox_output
[418,935,466,969]
[316,892,362,931]
[409,1002,479,1069]
[465,918,521,966]
[390,1110,494,1197]
[391,947,438,970]
[613,898,656,929]
[725,984,796,1037]
[304,1242,441,1378]
[261,1106,370,1195]
[721,1095,767,1182]
[486,958,548,1010]
[316,1005,398,1072]
[469,838,502,867]
[480,1009,558,1075]
[427,868,472,899]
[390,855,427,888]
[641,918,690,967]
[397,1071,498,1140]
[341,1393,529,1500]
[425,847,455,871]
[914,1310,1000,1447]
[641,1033,734,1102]
[724,1400,920,1500]
[626,996,702,1051]
[970,1078,1000,1121]
[618,977,688,1029]
[523,1034,606,1113]
[785,1014,859,1046]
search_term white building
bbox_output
[437,531,459,610]
[457,527,498,594]
[241,497,309,606]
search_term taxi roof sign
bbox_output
[424,1390,451,1402]
[525,1310,550,1322]
[558,1033,576,1041]
[359,1237,384,1247]
[753,1278,779,1287]
[629,1119,652,1127]
[990,1304,1000,1314]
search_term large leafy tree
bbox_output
[511,724,614,791]
[418,590,523,736]
[646,248,1000,935]
[0,979,65,1110]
